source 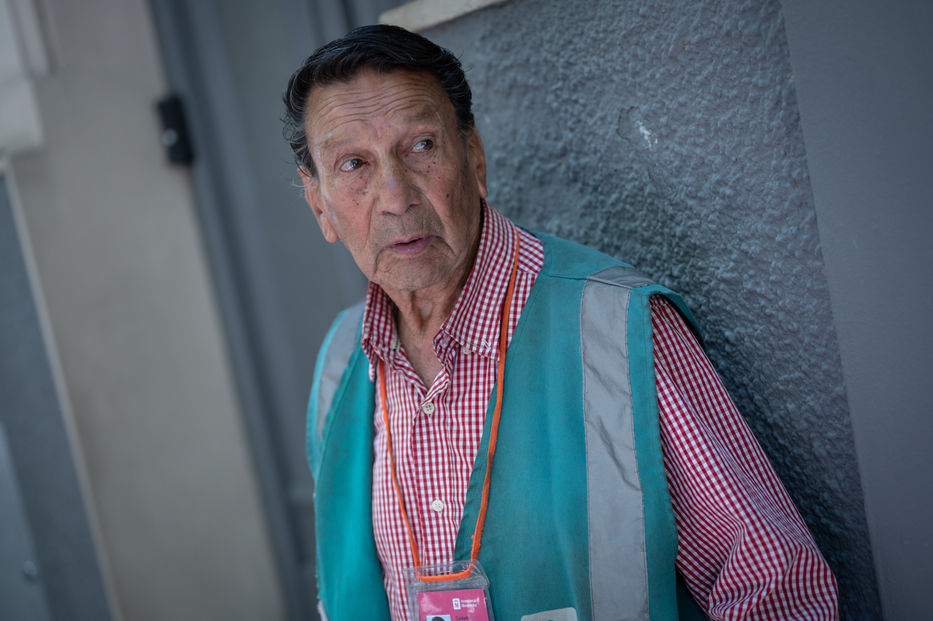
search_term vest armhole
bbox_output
[626,286,681,621]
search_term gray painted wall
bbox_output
[1,173,112,621]
[424,0,879,617]
[7,0,285,618]
[782,1,933,619]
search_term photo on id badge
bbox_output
[417,588,490,621]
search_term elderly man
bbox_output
[284,25,837,621]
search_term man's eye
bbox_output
[413,139,434,153]
[339,158,363,172]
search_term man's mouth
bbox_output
[389,235,432,256]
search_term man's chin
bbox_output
[375,266,459,298]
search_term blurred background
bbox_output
[1,0,930,619]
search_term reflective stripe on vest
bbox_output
[582,266,654,618]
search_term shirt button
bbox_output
[431,499,445,513]
[421,401,435,415]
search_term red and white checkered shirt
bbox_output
[361,205,837,620]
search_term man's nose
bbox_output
[376,158,418,215]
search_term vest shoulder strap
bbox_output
[307,300,364,473]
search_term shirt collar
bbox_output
[360,202,519,376]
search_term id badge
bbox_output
[403,560,495,621]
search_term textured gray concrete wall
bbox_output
[426,0,878,617]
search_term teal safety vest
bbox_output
[308,233,706,620]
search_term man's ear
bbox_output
[466,128,488,200]
[298,168,339,243]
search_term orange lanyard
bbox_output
[379,231,521,582]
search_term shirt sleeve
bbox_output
[649,295,839,620]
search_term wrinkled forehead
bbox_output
[303,68,455,145]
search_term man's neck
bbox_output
[387,284,460,387]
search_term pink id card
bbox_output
[415,588,490,621]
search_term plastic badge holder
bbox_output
[404,560,495,621]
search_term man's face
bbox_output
[300,69,487,300]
